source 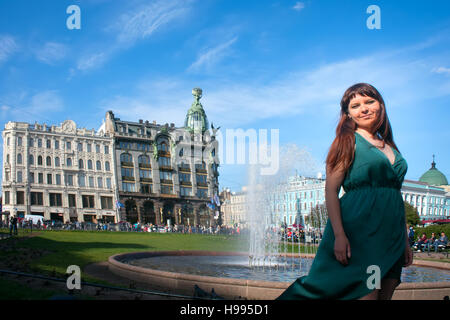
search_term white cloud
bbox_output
[77,52,107,71]
[432,66,450,75]
[293,2,305,11]
[0,35,18,63]
[35,42,68,65]
[187,37,238,72]
[115,0,193,46]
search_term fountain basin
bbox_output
[108,251,450,300]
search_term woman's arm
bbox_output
[325,164,351,265]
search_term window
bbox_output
[6,137,10,146]
[17,137,22,146]
[49,193,62,206]
[68,194,76,208]
[158,141,169,152]
[161,185,173,194]
[38,139,42,148]
[55,157,60,167]
[38,173,43,184]
[179,173,191,182]
[158,156,171,167]
[55,140,59,149]
[196,174,207,184]
[77,143,83,152]
[46,140,51,148]
[82,195,95,208]
[88,176,94,187]
[138,155,150,165]
[160,171,172,181]
[120,153,132,163]
[96,145,100,153]
[121,167,134,178]
[17,191,25,204]
[6,154,9,164]
[67,158,72,166]
[139,169,152,179]
[47,174,52,184]
[97,177,103,188]
[78,174,85,187]
[104,146,109,154]
[79,159,84,169]
[87,160,93,169]
[180,187,192,196]
[96,161,101,170]
[87,144,92,152]
[29,138,34,147]
[106,178,112,189]
[29,172,35,183]
[196,188,208,199]
[17,171,22,183]
[29,155,34,165]
[122,182,135,192]
[140,184,152,194]
[101,196,113,209]
[105,161,110,171]
[4,191,10,204]
[67,174,74,186]
[56,174,61,185]
[46,156,51,166]
[17,154,22,164]
[31,192,43,206]
[66,141,71,150]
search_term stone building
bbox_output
[2,120,117,223]
[99,88,220,226]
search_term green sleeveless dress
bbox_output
[277,131,408,300]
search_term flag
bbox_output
[116,200,125,209]
[214,195,220,206]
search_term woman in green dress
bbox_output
[277,83,413,300]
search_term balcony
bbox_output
[160,179,173,185]
[197,182,208,187]
[195,168,207,174]
[139,163,151,169]
[122,176,135,182]
[140,177,153,183]
[180,180,192,186]
[159,165,173,171]
[121,161,134,167]
[178,166,191,172]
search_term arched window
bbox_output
[88,160,93,170]
[46,156,51,166]
[38,155,43,165]
[55,157,60,167]
[67,157,72,166]
[105,161,110,171]
[29,155,34,165]
[96,160,101,170]
[17,154,22,164]
[138,155,150,165]
[79,159,84,169]
[120,153,132,163]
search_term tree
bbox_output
[404,201,420,227]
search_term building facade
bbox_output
[2,120,117,223]
[98,88,220,226]
[1,88,220,226]
[401,157,450,224]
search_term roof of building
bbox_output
[419,156,448,186]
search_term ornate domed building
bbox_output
[401,155,450,225]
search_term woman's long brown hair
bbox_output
[326,83,400,175]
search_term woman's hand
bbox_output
[334,234,351,265]
[404,244,413,267]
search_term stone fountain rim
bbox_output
[108,250,450,290]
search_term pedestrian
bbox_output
[277,83,412,300]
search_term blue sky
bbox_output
[0,0,449,192]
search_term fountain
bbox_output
[107,144,450,299]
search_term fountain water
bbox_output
[246,143,325,272]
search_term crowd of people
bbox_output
[408,226,449,253]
